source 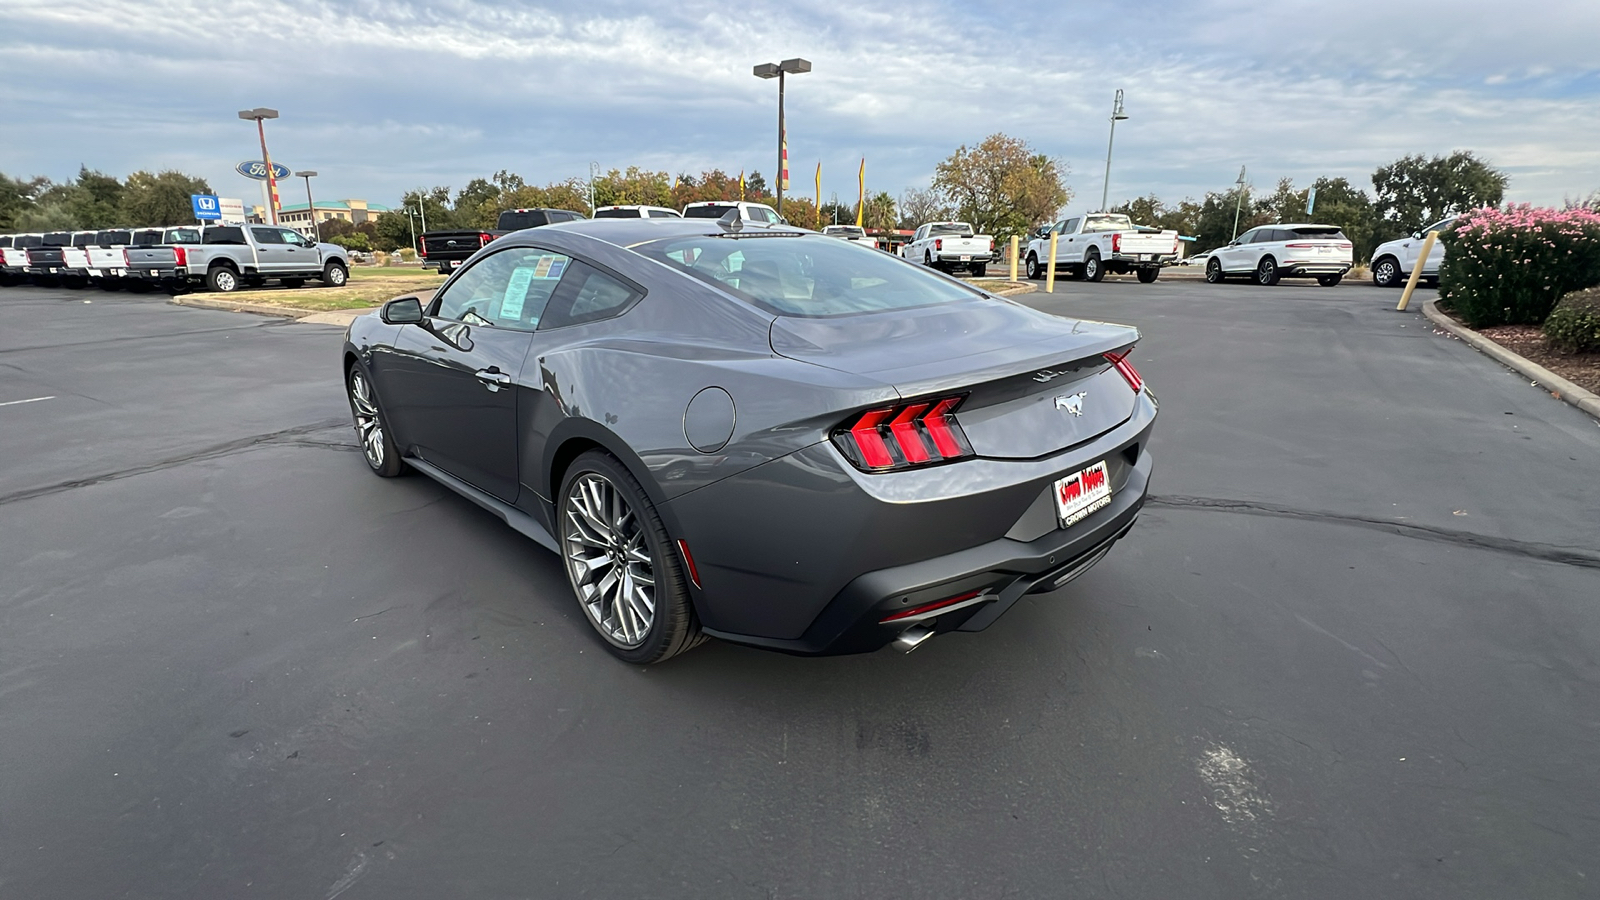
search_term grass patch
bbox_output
[216,272,445,311]
[348,266,443,282]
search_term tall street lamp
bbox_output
[294,170,319,241]
[753,58,811,217]
[1232,166,1249,240]
[1099,89,1128,212]
[238,107,281,225]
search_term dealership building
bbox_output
[253,199,391,235]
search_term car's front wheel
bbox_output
[347,364,404,477]
[1205,258,1224,283]
[1025,253,1042,280]
[322,261,349,287]
[1371,256,1402,287]
[1083,250,1104,282]
[559,451,704,664]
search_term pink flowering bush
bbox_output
[1439,204,1600,327]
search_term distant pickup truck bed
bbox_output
[420,208,586,274]
[1026,213,1180,283]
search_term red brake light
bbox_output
[1104,349,1144,393]
[123,249,132,266]
[1284,242,1316,248]
[480,232,495,246]
[172,246,187,267]
[1111,233,1121,253]
[834,396,973,472]
[935,238,943,251]
[881,590,983,624]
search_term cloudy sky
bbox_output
[3,0,1599,215]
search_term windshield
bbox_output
[1082,214,1134,233]
[683,204,736,219]
[635,233,981,318]
[824,226,865,237]
[926,223,972,237]
[166,228,201,243]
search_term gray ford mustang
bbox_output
[342,216,1156,663]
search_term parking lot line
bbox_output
[0,396,56,407]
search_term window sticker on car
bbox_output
[532,255,567,279]
[502,267,536,318]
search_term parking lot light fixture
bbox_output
[753,58,811,216]
[1232,166,1248,240]
[238,108,281,225]
[294,170,319,241]
[1099,90,1128,213]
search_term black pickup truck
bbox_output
[419,207,585,274]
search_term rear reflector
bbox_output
[1104,349,1144,393]
[833,395,973,472]
[880,589,987,624]
[676,539,701,589]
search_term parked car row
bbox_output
[0,224,351,293]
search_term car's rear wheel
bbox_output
[1083,250,1105,282]
[1255,257,1280,286]
[1371,256,1402,287]
[1317,274,1343,287]
[1136,267,1159,283]
[971,263,986,277]
[559,451,704,664]
[1025,253,1042,280]
[1205,258,1224,283]
[207,266,239,293]
[347,364,404,477]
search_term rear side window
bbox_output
[594,208,640,219]
[540,260,643,329]
[637,233,980,318]
[73,233,95,247]
[647,209,681,218]
[434,247,570,332]
[1288,227,1346,240]
[250,227,283,245]
[44,232,71,246]
[684,204,735,219]
[204,227,246,245]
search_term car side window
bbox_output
[251,227,283,245]
[434,247,571,332]
[1059,218,1079,234]
[277,228,309,246]
[539,260,643,330]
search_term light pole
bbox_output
[753,58,811,216]
[1099,90,1128,213]
[588,162,599,216]
[404,206,419,254]
[1232,166,1249,240]
[294,170,319,240]
[237,107,281,225]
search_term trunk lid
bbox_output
[771,299,1141,459]
[124,247,177,267]
[422,231,488,259]
[1116,231,1179,255]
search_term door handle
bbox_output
[475,368,512,392]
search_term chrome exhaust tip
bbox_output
[892,625,936,653]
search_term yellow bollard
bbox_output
[1396,230,1438,312]
[1008,235,1019,281]
[1046,233,1059,294]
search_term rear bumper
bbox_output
[678,391,1158,655]
[1108,253,1176,267]
[934,251,993,264]
[127,266,189,284]
[1280,261,1351,276]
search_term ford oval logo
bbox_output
[235,160,291,181]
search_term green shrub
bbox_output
[329,233,371,252]
[1544,286,1600,353]
[1439,205,1600,327]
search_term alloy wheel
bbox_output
[349,371,386,469]
[1374,260,1398,286]
[563,473,656,648]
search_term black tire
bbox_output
[1205,258,1224,284]
[1371,256,1402,287]
[1025,253,1042,280]
[1136,267,1159,284]
[98,279,124,292]
[971,263,987,277]
[1083,250,1105,282]
[1317,274,1343,287]
[282,277,305,290]
[206,265,240,293]
[346,363,405,477]
[321,261,349,287]
[63,275,89,290]
[1255,257,1280,286]
[558,450,705,664]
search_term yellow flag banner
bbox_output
[739,170,746,201]
[814,161,822,229]
[855,159,865,228]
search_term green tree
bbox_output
[1372,151,1507,236]
[1305,176,1379,261]
[932,133,1070,244]
[67,167,124,228]
[1255,177,1308,224]
[14,203,77,231]
[593,167,673,209]
[372,210,416,252]
[120,170,212,227]
[898,186,952,228]
[1194,188,1256,252]
[399,186,458,232]
[852,190,897,231]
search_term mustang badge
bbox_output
[1055,392,1086,416]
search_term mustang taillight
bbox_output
[1105,349,1144,393]
[1111,233,1121,253]
[833,396,974,472]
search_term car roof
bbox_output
[1260,223,1342,230]
[516,216,810,250]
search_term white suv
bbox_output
[1204,223,1354,286]
[682,201,786,224]
[593,205,683,219]
[1370,217,1456,288]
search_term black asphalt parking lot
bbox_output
[2,276,1597,899]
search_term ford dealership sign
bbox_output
[236,160,290,181]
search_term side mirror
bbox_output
[381,296,424,325]
[1411,231,1422,240]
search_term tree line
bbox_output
[1,168,213,232]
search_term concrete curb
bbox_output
[169,295,310,319]
[1423,298,1600,422]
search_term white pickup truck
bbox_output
[821,224,877,248]
[901,222,994,275]
[1025,213,1180,283]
